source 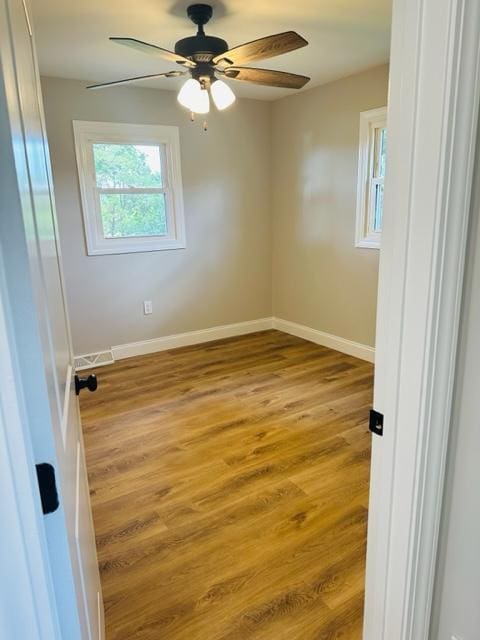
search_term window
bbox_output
[355,107,387,249]
[73,121,185,255]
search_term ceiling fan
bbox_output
[87,3,310,116]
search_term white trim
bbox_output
[72,120,186,255]
[364,0,480,637]
[97,591,103,640]
[355,106,387,249]
[111,318,275,360]
[74,318,375,364]
[60,364,72,446]
[272,318,375,363]
[74,441,93,640]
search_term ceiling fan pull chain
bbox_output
[203,119,208,132]
[190,111,195,122]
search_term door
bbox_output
[363,0,480,637]
[0,0,103,638]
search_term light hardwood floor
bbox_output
[80,329,373,640]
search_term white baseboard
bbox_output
[75,317,375,365]
[272,318,375,363]
[111,318,274,360]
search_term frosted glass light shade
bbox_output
[177,79,210,114]
[211,79,236,110]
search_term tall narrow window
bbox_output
[355,107,387,249]
[73,121,185,255]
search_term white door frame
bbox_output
[0,7,60,634]
[364,0,480,637]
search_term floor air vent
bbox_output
[74,350,114,371]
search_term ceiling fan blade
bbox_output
[223,67,310,89]
[87,71,186,90]
[212,31,307,66]
[110,37,196,68]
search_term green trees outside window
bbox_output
[93,143,167,238]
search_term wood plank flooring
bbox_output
[80,329,373,640]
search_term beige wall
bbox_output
[41,77,272,355]
[272,65,389,347]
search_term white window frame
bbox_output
[73,120,186,255]
[355,106,387,249]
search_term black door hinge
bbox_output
[369,409,384,436]
[35,463,59,514]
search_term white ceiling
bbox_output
[32,0,392,100]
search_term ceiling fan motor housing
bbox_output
[174,34,229,62]
[175,4,228,63]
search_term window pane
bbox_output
[373,182,384,232]
[99,193,167,238]
[374,128,387,178]
[93,143,163,188]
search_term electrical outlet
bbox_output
[143,300,153,315]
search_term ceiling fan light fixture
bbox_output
[177,78,210,113]
[210,79,236,110]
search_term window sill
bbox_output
[355,237,381,250]
[86,238,187,256]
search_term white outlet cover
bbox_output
[143,300,153,315]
